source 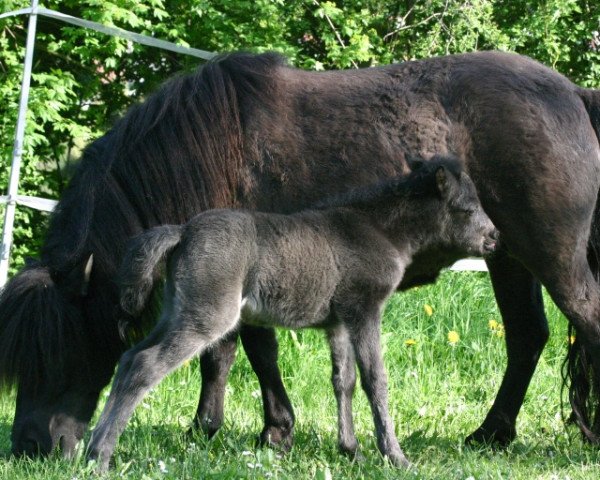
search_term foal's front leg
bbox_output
[342,305,410,468]
[327,325,360,458]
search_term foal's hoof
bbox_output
[58,434,81,460]
[339,443,365,462]
[258,425,294,452]
[465,424,516,449]
[86,449,111,474]
[386,450,411,469]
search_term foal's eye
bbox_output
[452,206,475,216]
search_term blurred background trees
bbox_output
[1,0,599,272]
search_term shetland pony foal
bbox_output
[87,157,497,470]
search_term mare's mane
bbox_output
[0,52,288,390]
[43,51,287,278]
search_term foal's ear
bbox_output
[435,166,458,199]
[24,256,38,267]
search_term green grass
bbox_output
[2,271,600,479]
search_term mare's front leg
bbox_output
[466,249,549,446]
[340,303,410,467]
[194,327,296,448]
[193,329,239,437]
[240,325,295,449]
[327,325,361,458]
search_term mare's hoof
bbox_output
[190,415,222,439]
[258,425,294,452]
[465,424,516,449]
[187,424,220,440]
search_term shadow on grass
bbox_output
[117,421,264,457]
[0,419,13,459]
[403,428,458,451]
[402,427,600,474]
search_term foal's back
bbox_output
[169,203,403,331]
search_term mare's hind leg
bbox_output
[537,255,600,443]
[240,325,295,450]
[466,249,549,446]
[193,330,239,437]
[87,297,241,472]
[326,325,360,458]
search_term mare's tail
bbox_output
[119,225,183,317]
[566,88,600,443]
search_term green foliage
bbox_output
[1,0,600,272]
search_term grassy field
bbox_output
[1,271,600,479]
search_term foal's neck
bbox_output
[350,195,443,256]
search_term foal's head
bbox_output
[404,155,498,257]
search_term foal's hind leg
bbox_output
[466,249,549,446]
[327,325,360,459]
[87,297,241,471]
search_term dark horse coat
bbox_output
[1,51,600,457]
[86,159,497,470]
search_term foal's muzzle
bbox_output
[483,229,500,254]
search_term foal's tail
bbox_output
[119,225,184,317]
[565,87,600,444]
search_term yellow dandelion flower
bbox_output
[405,338,417,346]
[488,320,505,338]
[447,330,460,344]
[424,304,434,316]
[568,335,576,345]
[183,359,191,368]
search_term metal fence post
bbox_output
[0,0,39,287]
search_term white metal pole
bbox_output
[0,0,39,287]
